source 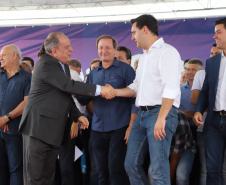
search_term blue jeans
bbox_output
[0,131,23,185]
[90,126,130,185]
[125,107,178,185]
[176,149,195,185]
[205,114,226,185]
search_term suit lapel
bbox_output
[56,61,70,78]
[64,64,71,78]
[213,54,221,95]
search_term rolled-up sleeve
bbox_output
[128,77,138,95]
[160,48,181,100]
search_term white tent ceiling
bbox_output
[0,0,225,26]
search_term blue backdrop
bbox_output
[0,17,221,72]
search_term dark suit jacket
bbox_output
[196,53,221,132]
[19,54,96,146]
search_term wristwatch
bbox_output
[5,113,12,121]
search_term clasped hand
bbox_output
[0,116,9,132]
[101,84,116,99]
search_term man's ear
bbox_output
[128,59,131,65]
[13,52,19,60]
[52,48,57,57]
[143,25,148,34]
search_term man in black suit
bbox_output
[19,32,112,185]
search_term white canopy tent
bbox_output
[0,0,225,26]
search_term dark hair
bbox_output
[117,46,131,60]
[188,58,204,70]
[184,59,190,65]
[67,59,81,68]
[96,35,117,49]
[130,14,158,36]
[21,57,34,67]
[20,62,32,73]
[212,43,217,47]
[90,58,100,65]
[38,43,46,58]
[215,18,226,29]
[90,58,101,70]
[44,32,64,54]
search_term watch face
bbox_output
[5,113,11,119]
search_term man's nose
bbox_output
[70,46,73,52]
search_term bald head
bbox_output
[2,44,21,59]
[0,44,21,69]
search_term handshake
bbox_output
[101,84,116,99]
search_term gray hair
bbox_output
[67,59,81,68]
[44,32,65,54]
[188,58,204,70]
[3,44,22,59]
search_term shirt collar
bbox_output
[0,66,23,75]
[97,57,120,70]
[184,81,191,88]
[222,51,226,58]
[0,68,6,74]
[58,61,64,67]
[144,37,164,53]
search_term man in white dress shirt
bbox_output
[104,14,181,185]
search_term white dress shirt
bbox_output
[70,69,86,114]
[214,52,226,111]
[128,38,181,108]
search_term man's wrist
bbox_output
[114,89,118,97]
[5,113,12,121]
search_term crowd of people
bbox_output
[0,14,226,185]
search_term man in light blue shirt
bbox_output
[176,58,203,185]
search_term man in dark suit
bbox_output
[193,18,226,185]
[19,32,113,185]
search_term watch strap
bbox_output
[5,113,12,121]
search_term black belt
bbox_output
[213,110,226,116]
[140,105,161,111]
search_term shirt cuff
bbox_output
[95,85,101,96]
[191,86,201,91]
[128,84,137,95]
[162,88,179,100]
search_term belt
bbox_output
[213,110,226,116]
[140,105,161,111]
